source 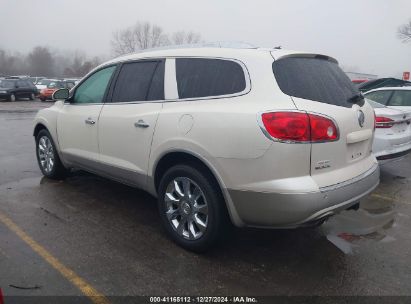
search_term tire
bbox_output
[29,93,35,100]
[157,163,228,252]
[9,94,16,102]
[35,129,68,179]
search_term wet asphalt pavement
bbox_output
[0,101,410,299]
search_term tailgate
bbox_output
[293,97,375,186]
[272,53,377,188]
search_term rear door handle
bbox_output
[134,120,150,128]
[85,118,96,125]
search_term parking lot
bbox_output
[1,100,411,301]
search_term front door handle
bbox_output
[134,120,150,128]
[85,118,96,125]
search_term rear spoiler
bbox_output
[271,52,338,64]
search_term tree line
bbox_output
[398,19,411,43]
[2,18,407,79]
[0,21,201,78]
[0,46,103,78]
[110,22,201,56]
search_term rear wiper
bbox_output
[347,92,364,104]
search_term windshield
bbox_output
[0,80,16,88]
[47,82,64,89]
[273,56,360,108]
[37,80,53,86]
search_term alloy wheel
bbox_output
[164,177,209,240]
[38,136,55,174]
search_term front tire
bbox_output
[29,93,35,100]
[9,94,16,102]
[35,129,68,179]
[157,164,227,252]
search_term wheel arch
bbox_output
[33,123,47,137]
[152,150,244,227]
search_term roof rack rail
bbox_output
[118,41,258,57]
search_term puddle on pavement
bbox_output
[321,203,397,254]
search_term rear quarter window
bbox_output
[176,58,246,99]
[272,56,359,108]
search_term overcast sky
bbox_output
[0,0,410,77]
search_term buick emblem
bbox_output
[357,110,365,128]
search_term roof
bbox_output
[94,44,338,77]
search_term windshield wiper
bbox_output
[347,92,364,104]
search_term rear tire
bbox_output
[9,94,16,102]
[157,164,228,252]
[29,93,35,100]
[35,129,68,179]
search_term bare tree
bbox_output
[62,51,102,77]
[26,46,55,76]
[111,22,169,56]
[171,31,202,45]
[398,20,411,43]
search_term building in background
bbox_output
[345,71,378,85]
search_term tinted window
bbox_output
[364,90,392,105]
[26,81,36,88]
[112,61,163,103]
[388,90,411,106]
[147,61,165,101]
[17,80,27,87]
[176,58,246,99]
[273,57,359,108]
[74,66,116,104]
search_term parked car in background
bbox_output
[364,87,411,112]
[39,80,76,101]
[352,79,368,86]
[33,46,379,251]
[35,79,60,92]
[64,78,81,85]
[0,78,38,101]
[27,76,46,85]
[367,100,411,162]
[358,78,411,93]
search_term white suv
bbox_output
[33,46,379,251]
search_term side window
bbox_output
[364,90,392,105]
[147,61,165,101]
[175,58,246,99]
[73,66,116,104]
[111,60,164,103]
[17,80,26,88]
[388,91,411,106]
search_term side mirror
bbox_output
[52,88,70,100]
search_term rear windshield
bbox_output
[272,56,359,108]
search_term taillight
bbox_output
[260,111,338,143]
[375,116,394,128]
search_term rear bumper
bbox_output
[375,144,411,163]
[373,132,411,163]
[228,163,380,228]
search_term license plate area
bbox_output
[347,141,368,162]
